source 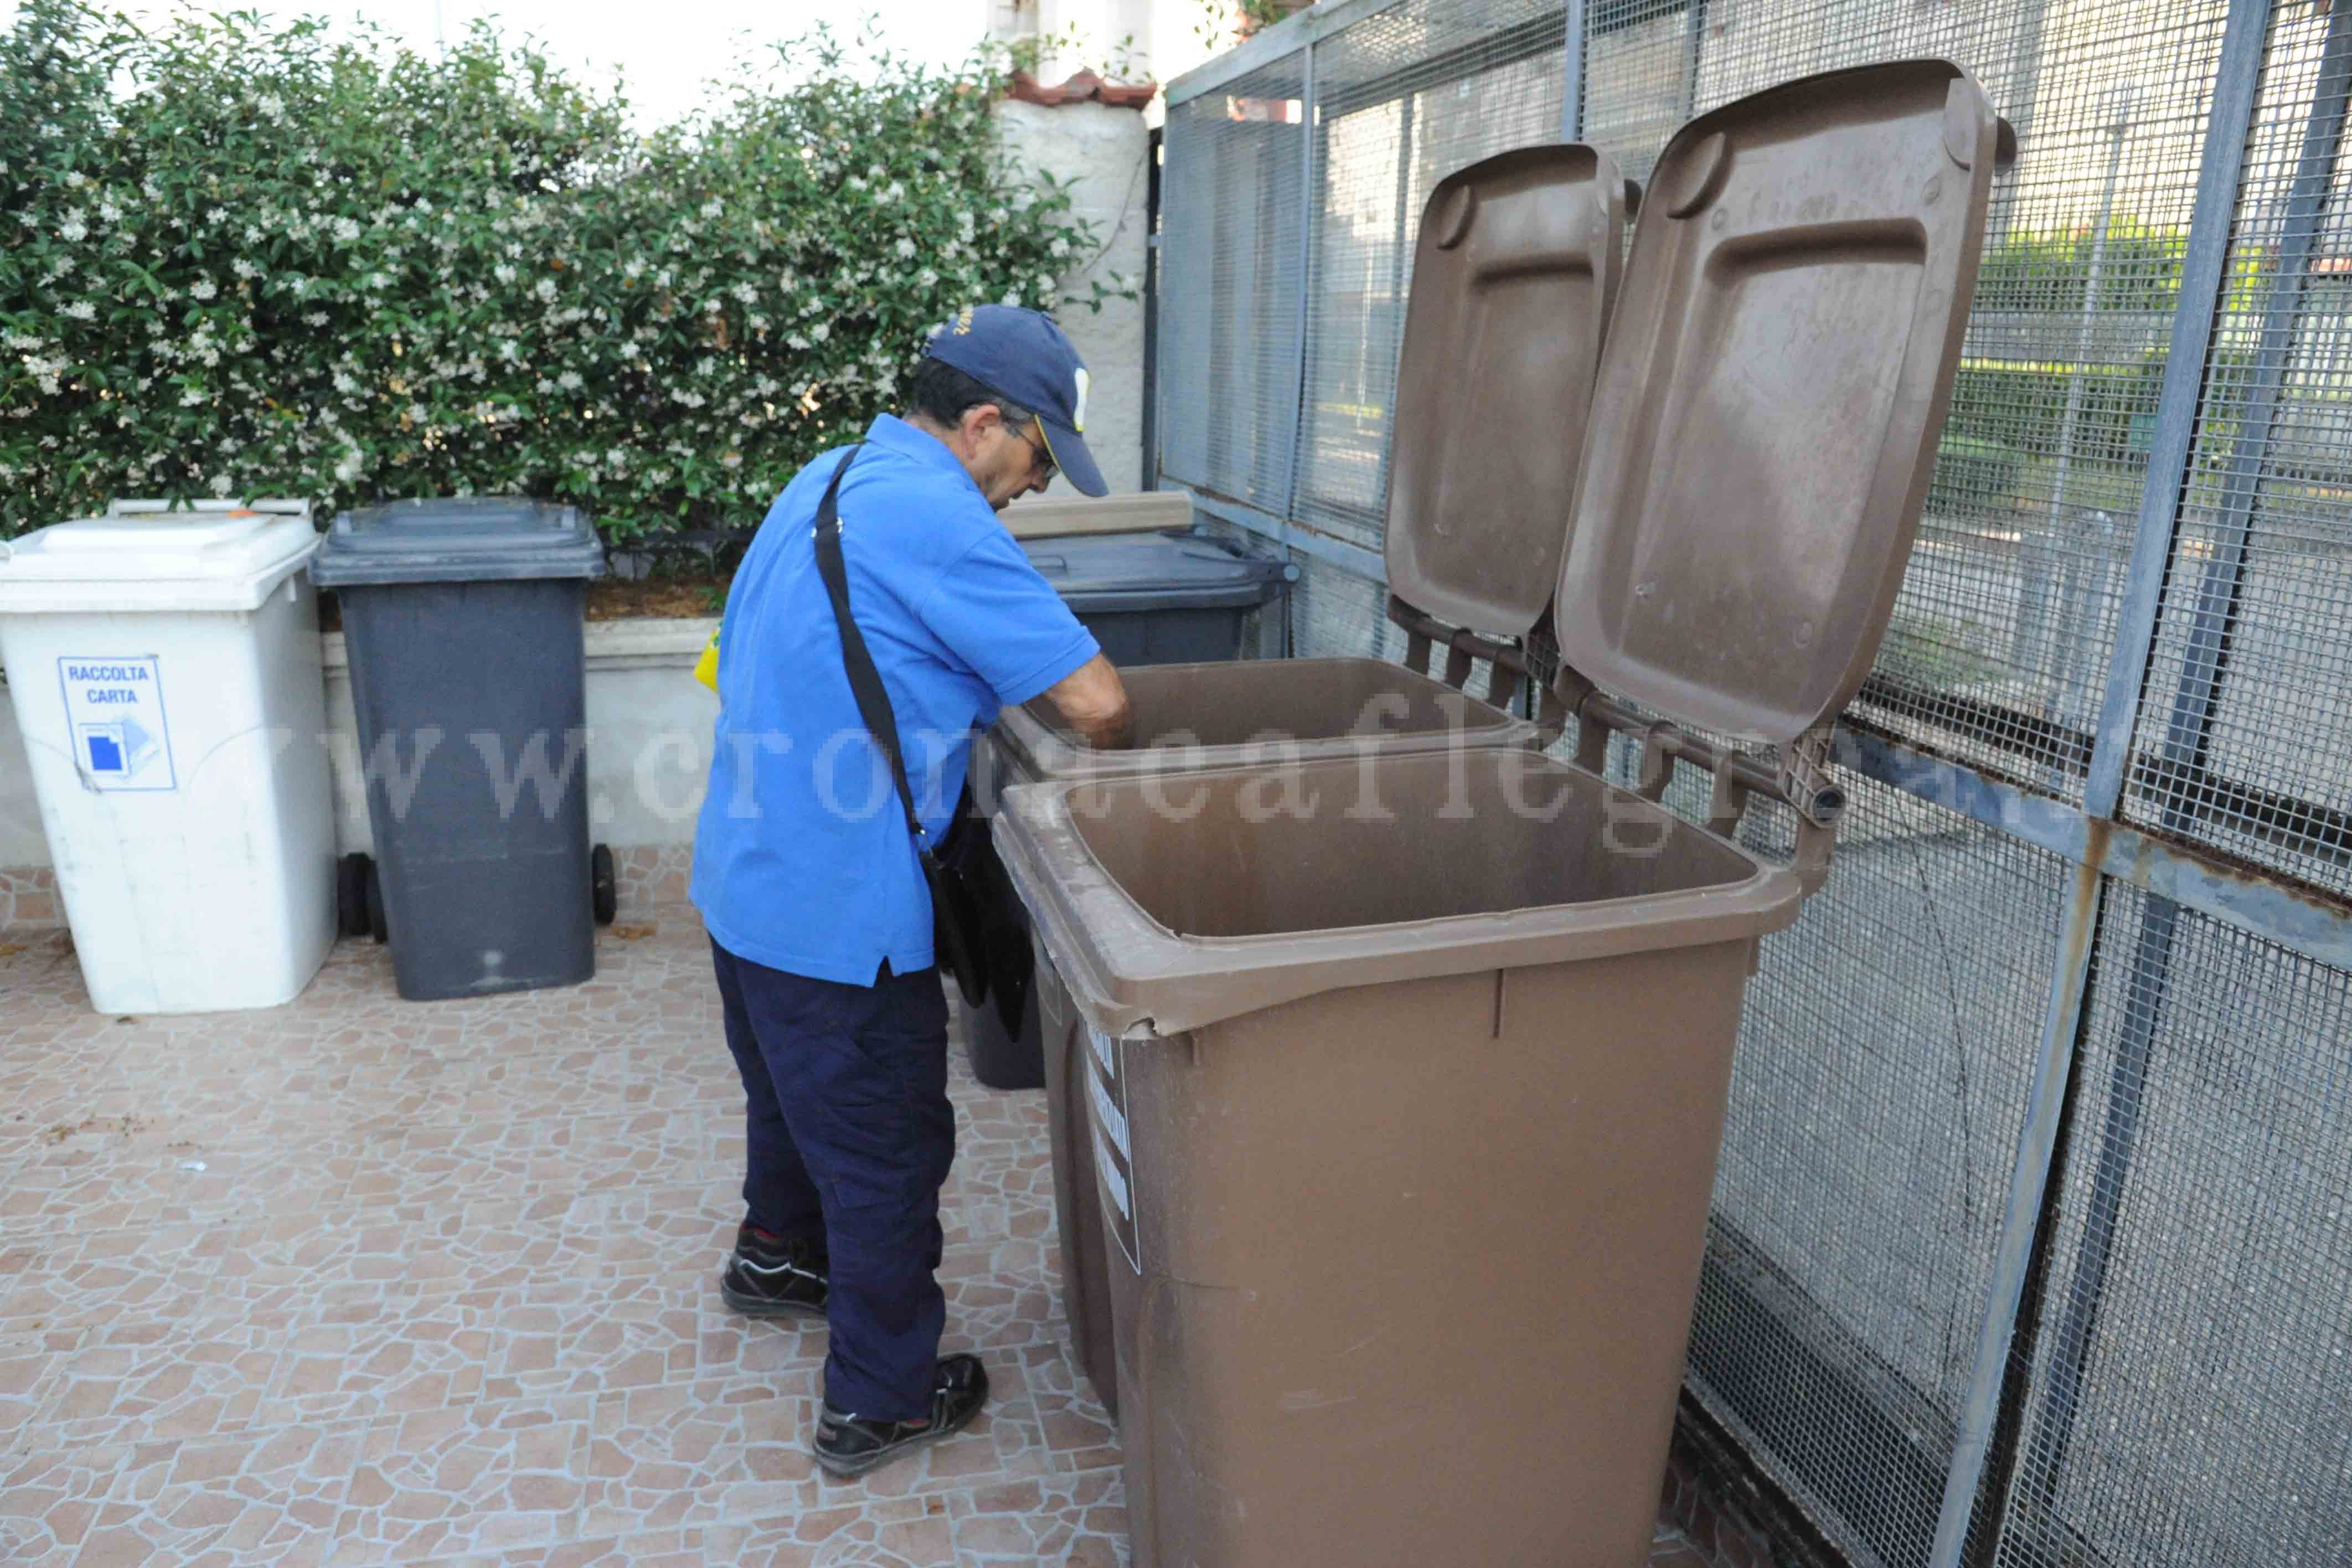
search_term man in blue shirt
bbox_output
[693,306,1132,1478]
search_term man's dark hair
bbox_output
[907,355,1034,430]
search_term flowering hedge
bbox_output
[0,2,1122,540]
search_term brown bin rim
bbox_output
[994,756,1805,1038]
[989,656,1546,785]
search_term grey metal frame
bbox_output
[1927,3,2282,1561]
[1156,2,2352,1561]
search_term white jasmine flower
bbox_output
[809,323,829,343]
[58,210,87,242]
[209,473,235,496]
[494,264,518,285]
[534,278,557,303]
[62,300,95,321]
[700,199,724,219]
[895,238,917,260]
[332,216,361,244]
[189,279,218,301]
[556,370,582,391]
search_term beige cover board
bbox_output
[1000,490,1192,539]
[1384,142,1629,638]
[1555,60,2008,743]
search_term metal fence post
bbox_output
[1925,3,2281,1562]
[1279,39,1318,528]
[1562,0,1587,141]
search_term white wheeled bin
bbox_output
[0,499,337,1013]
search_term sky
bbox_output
[3,0,1000,127]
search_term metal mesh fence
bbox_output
[1156,3,2352,1564]
[1689,776,2062,1568]
[1157,54,1309,514]
[1294,0,1568,551]
[2123,1,2352,896]
[1988,891,2352,1568]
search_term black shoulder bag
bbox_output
[808,445,1000,1009]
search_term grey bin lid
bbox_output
[310,498,605,587]
[1554,60,2009,745]
[1384,142,1629,639]
[1022,530,1290,616]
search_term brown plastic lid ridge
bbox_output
[1384,142,1629,639]
[1552,60,2005,744]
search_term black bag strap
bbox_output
[807,445,938,866]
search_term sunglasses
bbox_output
[1010,414,1057,483]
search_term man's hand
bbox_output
[1043,653,1134,750]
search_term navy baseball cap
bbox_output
[924,305,1107,497]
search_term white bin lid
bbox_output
[0,500,319,613]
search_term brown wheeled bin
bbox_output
[995,60,2011,1568]
[989,141,1636,1420]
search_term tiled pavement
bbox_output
[2,914,1725,1566]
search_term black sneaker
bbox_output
[812,1354,990,1478]
[719,1222,829,1319]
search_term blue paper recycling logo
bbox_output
[58,656,177,792]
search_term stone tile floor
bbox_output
[1,913,1715,1566]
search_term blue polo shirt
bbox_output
[691,414,1100,984]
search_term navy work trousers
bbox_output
[710,937,955,1421]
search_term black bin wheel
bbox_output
[591,843,617,926]
[336,853,373,939]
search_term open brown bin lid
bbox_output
[1384,143,1631,640]
[1554,60,2009,745]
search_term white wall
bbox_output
[996,96,1153,494]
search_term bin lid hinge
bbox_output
[1548,658,1845,890]
[1385,595,1561,725]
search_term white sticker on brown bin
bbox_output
[1086,1023,1141,1273]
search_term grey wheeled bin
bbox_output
[977,141,1634,1419]
[310,499,611,1001]
[1019,528,1292,667]
[997,61,2010,1568]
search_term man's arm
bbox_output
[1043,653,1134,750]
